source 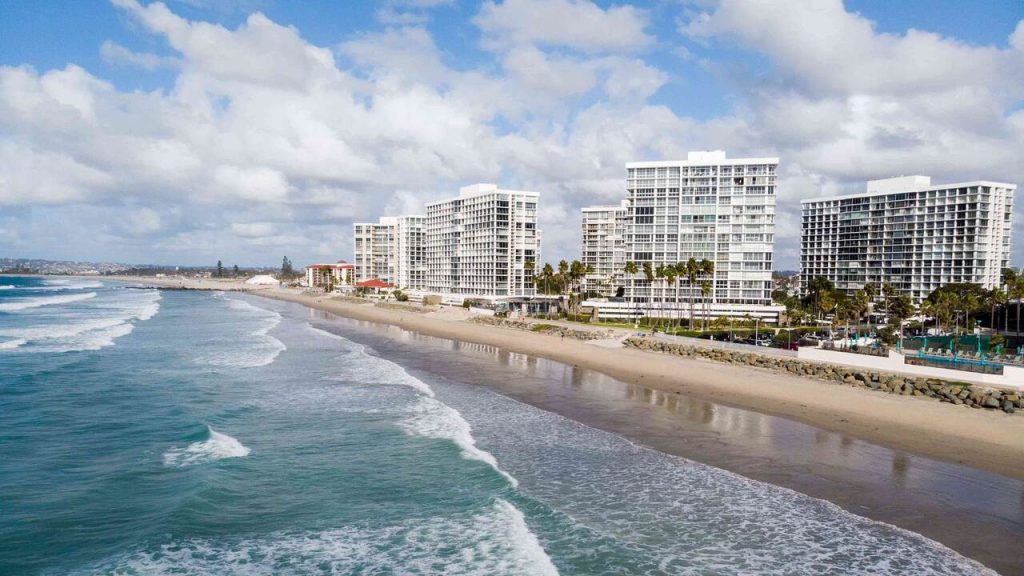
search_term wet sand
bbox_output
[300,306,1024,576]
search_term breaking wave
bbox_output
[163,427,251,468]
[0,292,97,312]
[84,499,557,576]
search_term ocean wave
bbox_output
[400,395,518,488]
[33,323,136,353]
[163,427,251,468]
[452,387,997,575]
[0,338,26,350]
[0,290,161,353]
[87,499,558,575]
[196,298,285,368]
[31,280,105,291]
[0,291,97,312]
[0,284,14,290]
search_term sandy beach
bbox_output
[109,276,1024,481]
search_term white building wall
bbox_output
[581,200,629,296]
[800,177,1017,302]
[622,151,779,319]
[425,184,541,298]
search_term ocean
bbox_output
[0,276,998,575]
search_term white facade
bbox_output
[616,151,780,321]
[425,184,541,298]
[581,201,630,296]
[306,262,355,290]
[801,176,1016,302]
[353,216,426,290]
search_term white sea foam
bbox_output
[0,290,161,353]
[163,427,251,468]
[88,499,557,575]
[0,285,14,290]
[0,291,97,312]
[34,323,136,353]
[32,280,104,291]
[450,386,999,575]
[400,395,519,488]
[197,297,285,368]
[0,338,26,350]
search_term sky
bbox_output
[1,0,1022,270]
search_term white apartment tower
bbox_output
[620,151,780,319]
[801,176,1016,302]
[581,200,630,296]
[425,184,541,297]
[353,215,427,289]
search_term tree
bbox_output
[663,265,678,330]
[684,258,699,329]
[699,259,714,330]
[281,256,294,279]
[539,262,555,295]
[881,282,896,319]
[623,261,638,322]
[889,295,914,343]
[232,264,240,277]
[986,288,1007,332]
[700,280,712,332]
[216,260,224,278]
[642,262,654,326]
[806,276,835,320]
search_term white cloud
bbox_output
[475,0,652,53]
[679,0,1024,266]
[2,0,1020,270]
[231,221,278,237]
[100,40,179,70]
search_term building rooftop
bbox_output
[801,177,1017,203]
[355,279,394,289]
[425,183,540,207]
[627,151,779,168]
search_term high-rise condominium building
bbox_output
[801,176,1016,302]
[352,215,427,290]
[580,200,630,296]
[425,184,541,297]
[610,151,779,320]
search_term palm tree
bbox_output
[986,288,1007,333]
[624,261,639,324]
[862,282,877,322]
[642,262,654,329]
[881,283,896,321]
[684,258,699,329]
[806,276,834,321]
[699,259,714,330]
[700,280,712,332]
[541,262,554,295]
[1007,276,1024,338]
[654,265,667,328]
[664,265,678,331]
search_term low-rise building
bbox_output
[306,261,355,291]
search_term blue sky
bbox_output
[1,0,1022,270]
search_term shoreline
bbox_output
[105,277,1024,480]
[97,276,1024,573]
[257,288,1024,481]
